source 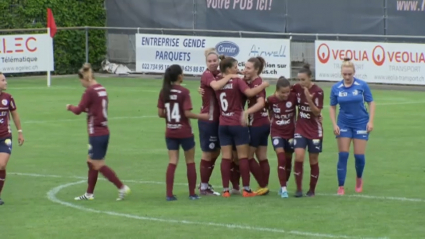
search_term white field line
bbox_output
[21,101,425,125]
[46,180,388,239]
[11,172,425,203]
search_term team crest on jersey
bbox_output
[4,139,11,146]
[286,102,292,108]
[2,99,8,106]
[353,90,358,95]
[273,138,279,146]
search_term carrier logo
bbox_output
[215,41,240,57]
[372,45,385,66]
[317,43,330,64]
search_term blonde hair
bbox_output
[204,48,219,58]
[341,58,355,71]
[78,63,94,81]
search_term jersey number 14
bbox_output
[165,102,181,123]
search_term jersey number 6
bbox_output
[219,92,228,112]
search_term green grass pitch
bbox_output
[2,76,425,239]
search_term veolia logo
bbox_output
[215,41,240,57]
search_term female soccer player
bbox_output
[0,72,25,206]
[292,64,324,198]
[267,77,297,198]
[198,48,223,196]
[242,57,270,195]
[158,64,211,201]
[329,58,375,195]
[67,63,130,201]
[214,55,269,198]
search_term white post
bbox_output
[47,27,51,87]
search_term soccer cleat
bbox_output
[294,191,303,198]
[337,186,345,195]
[0,198,4,205]
[189,194,201,200]
[355,178,363,193]
[242,189,257,197]
[230,188,241,195]
[200,188,220,196]
[254,187,270,196]
[117,185,131,201]
[74,193,94,201]
[306,190,315,197]
[222,190,231,198]
[279,188,289,198]
[166,195,177,201]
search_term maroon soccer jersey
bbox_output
[200,70,220,122]
[157,85,194,138]
[69,84,109,137]
[247,77,269,127]
[0,93,16,138]
[215,77,249,126]
[292,84,324,139]
[267,93,297,139]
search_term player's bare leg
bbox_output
[294,148,305,198]
[353,139,367,193]
[89,159,130,201]
[0,154,10,205]
[337,138,352,196]
[307,153,319,197]
[185,148,200,200]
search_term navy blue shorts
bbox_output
[219,125,250,147]
[88,135,109,160]
[293,133,322,153]
[166,137,195,151]
[0,138,12,155]
[249,124,270,147]
[271,137,294,153]
[198,120,220,152]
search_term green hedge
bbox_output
[0,0,106,74]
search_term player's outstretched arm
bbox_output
[67,91,91,115]
[243,81,269,97]
[185,111,209,121]
[10,110,24,146]
[210,74,239,91]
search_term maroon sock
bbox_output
[0,169,5,195]
[294,161,304,191]
[207,156,218,182]
[309,163,320,193]
[187,162,197,196]
[220,158,232,189]
[166,163,177,197]
[259,159,270,186]
[277,153,287,187]
[99,165,124,189]
[285,156,292,182]
[248,158,265,187]
[230,162,240,190]
[240,158,253,188]
[200,159,211,184]
[86,162,98,194]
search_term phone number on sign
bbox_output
[140,63,205,73]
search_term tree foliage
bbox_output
[0,0,106,74]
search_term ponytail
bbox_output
[161,64,183,102]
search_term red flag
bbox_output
[47,8,57,38]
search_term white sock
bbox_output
[281,186,287,192]
[201,183,208,190]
